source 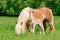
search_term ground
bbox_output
[0,16,60,40]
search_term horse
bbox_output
[15,7,32,35]
[30,7,54,34]
[15,7,54,35]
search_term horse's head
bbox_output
[15,22,22,35]
[15,21,26,35]
[15,7,33,35]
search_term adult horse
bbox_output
[15,7,32,35]
[30,7,54,34]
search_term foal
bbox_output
[30,7,54,34]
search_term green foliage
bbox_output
[46,0,60,15]
[0,0,60,16]
[55,6,60,15]
[0,0,44,16]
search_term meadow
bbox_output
[0,16,60,40]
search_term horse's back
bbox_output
[38,7,53,22]
[32,9,43,20]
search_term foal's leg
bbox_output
[48,21,54,33]
[31,24,36,34]
[39,22,45,34]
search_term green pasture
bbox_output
[0,16,60,40]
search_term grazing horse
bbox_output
[15,7,32,35]
[30,7,54,34]
[15,7,54,35]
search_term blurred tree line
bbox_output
[0,0,60,16]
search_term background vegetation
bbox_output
[0,0,60,16]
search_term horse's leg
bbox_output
[43,20,46,31]
[27,21,31,34]
[39,22,45,34]
[48,21,54,33]
[31,23,36,34]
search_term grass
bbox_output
[0,16,60,40]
